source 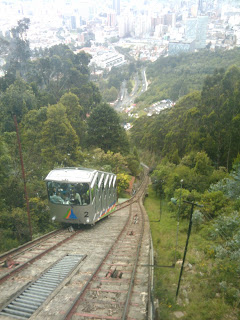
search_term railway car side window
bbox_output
[47,182,64,204]
[74,183,90,205]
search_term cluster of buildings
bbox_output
[146,100,174,116]
[0,0,240,70]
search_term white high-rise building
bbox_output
[185,18,198,41]
[113,0,120,15]
[195,15,208,49]
[185,15,208,49]
[118,15,130,37]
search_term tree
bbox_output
[102,87,118,102]
[0,134,13,210]
[0,207,32,243]
[0,78,37,132]
[21,107,48,175]
[85,148,128,173]
[41,103,79,166]
[127,80,133,94]
[117,173,130,196]
[7,18,31,76]
[0,36,9,55]
[0,135,11,183]
[74,51,92,75]
[194,151,213,176]
[59,92,85,144]
[87,103,129,154]
[24,45,92,99]
[71,82,102,115]
[0,131,28,211]
[128,62,136,75]
[126,154,140,176]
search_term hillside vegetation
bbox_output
[131,66,240,170]
[131,54,240,319]
[137,48,240,104]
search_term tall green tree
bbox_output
[41,103,79,166]
[70,82,102,115]
[0,132,25,209]
[87,103,129,154]
[25,45,91,99]
[0,77,37,132]
[8,18,31,76]
[21,107,48,175]
[0,36,9,55]
[59,92,86,146]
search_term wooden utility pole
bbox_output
[13,115,32,241]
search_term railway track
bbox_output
[0,229,82,285]
[0,171,153,320]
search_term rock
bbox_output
[176,297,183,306]
[187,263,192,270]
[185,263,193,271]
[173,311,185,318]
[182,289,188,298]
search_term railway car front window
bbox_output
[47,182,90,206]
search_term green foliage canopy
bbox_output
[131,66,240,170]
[87,103,129,154]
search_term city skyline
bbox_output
[0,0,239,65]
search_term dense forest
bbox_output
[130,58,240,318]
[0,19,140,251]
[136,48,240,105]
[131,66,240,170]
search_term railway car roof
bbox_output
[45,167,97,183]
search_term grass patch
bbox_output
[144,186,239,320]
[118,191,131,199]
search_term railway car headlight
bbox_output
[52,216,56,222]
[86,218,90,223]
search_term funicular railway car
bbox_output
[45,167,117,225]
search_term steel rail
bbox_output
[0,230,81,285]
[121,201,145,319]
[0,229,63,264]
[63,204,133,320]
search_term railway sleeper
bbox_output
[105,267,123,279]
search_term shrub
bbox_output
[212,211,240,240]
[200,190,228,219]
[192,209,204,230]
[117,173,130,196]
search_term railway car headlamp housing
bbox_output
[86,218,90,223]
